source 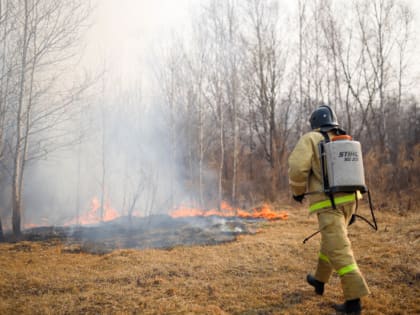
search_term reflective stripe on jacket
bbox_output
[309,192,361,213]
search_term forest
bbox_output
[0,0,419,239]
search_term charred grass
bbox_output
[0,207,419,315]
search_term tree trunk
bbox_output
[170,71,176,209]
[298,0,304,137]
[0,218,3,241]
[198,87,204,208]
[12,164,22,236]
[269,98,278,202]
[100,105,106,222]
[218,100,224,209]
[12,0,29,237]
[248,104,254,181]
[232,100,238,205]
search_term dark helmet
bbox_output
[309,105,339,131]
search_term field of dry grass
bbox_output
[0,205,419,315]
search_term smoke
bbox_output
[11,63,214,229]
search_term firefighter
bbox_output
[288,105,369,315]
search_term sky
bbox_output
[83,0,193,82]
[82,0,420,88]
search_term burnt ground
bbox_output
[0,207,419,314]
[2,215,261,254]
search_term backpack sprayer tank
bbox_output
[323,135,367,194]
[303,133,378,244]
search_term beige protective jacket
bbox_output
[288,131,326,206]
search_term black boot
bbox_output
[333,298,362,314]
[306,274,324,295]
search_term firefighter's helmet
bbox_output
[310,105,339,131]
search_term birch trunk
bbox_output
[12,0,29,236]
[198,91,204,208]
[218,99,224,209]
[100,103,106,221]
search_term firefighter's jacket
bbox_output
[288,130,359,212]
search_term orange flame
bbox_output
[170,202,288,221]
[65,197,119,226]
[24,217,49,229]
[63,198,287,227]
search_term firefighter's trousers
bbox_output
[314,203,370,300]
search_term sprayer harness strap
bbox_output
[319,131,337,209]
[309,194,357,213]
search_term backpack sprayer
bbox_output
[302,132,378,244]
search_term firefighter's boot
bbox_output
[306,274,324,295]
[333,298,361,314]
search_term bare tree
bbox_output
[242,0,289,200]
[0,0,13,240]
[2,0,93,236]
[190,0,228,209]
[225,0,241,205]
[99,79,107,222]
[394,4,413,136]
[297,0,306,136]
[186,26,208,208]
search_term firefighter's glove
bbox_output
[348,214,356,226]
[293,194,305,203]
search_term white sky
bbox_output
[83,0,193,82]
[82,0,420,89]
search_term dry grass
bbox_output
[0,206,419,315]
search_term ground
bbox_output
[0,206,418,314]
